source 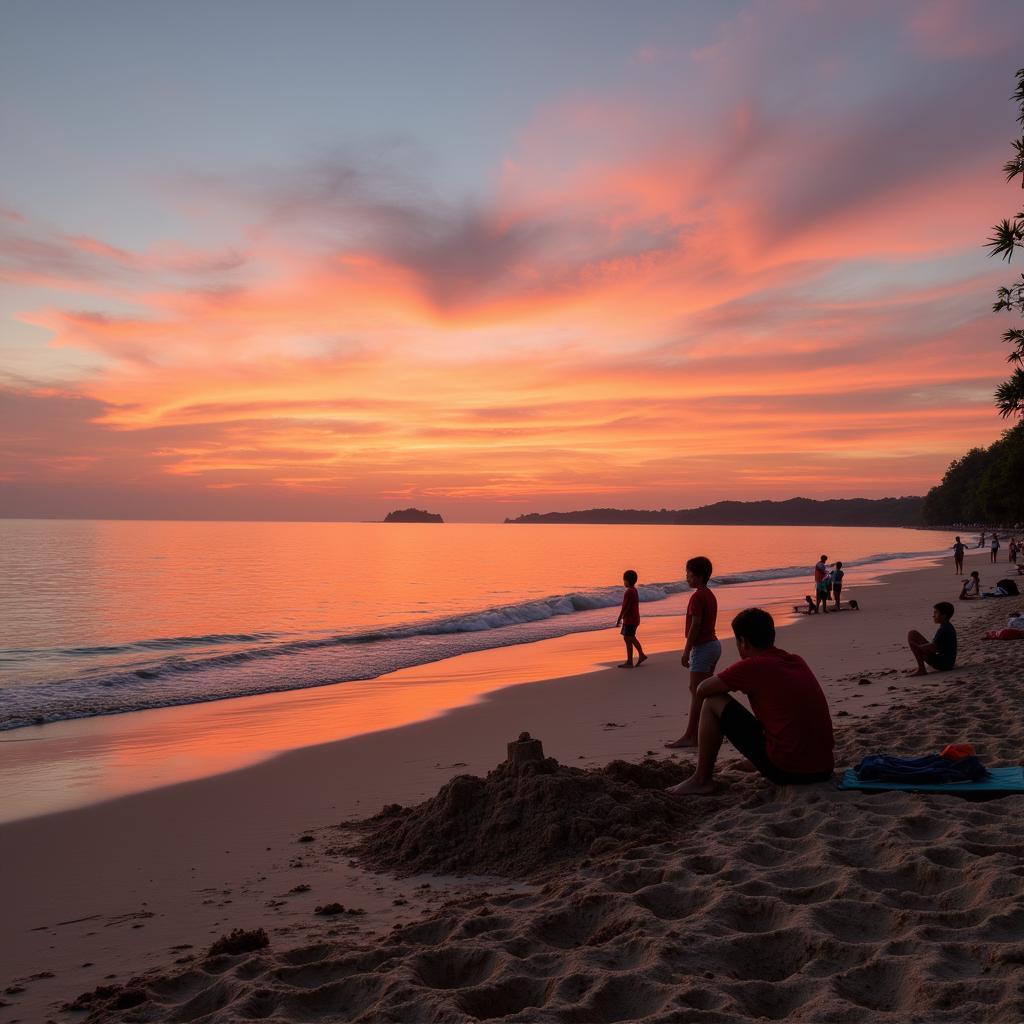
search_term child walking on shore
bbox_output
[615,570,647,668]
[665,556,721,748]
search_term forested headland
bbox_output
[506,497,925,527]
[922,421,1024,526]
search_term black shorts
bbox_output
[720,698,833,786]
[924,653,954,672]
[621,623,638,637]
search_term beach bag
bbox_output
[996,578,1020,596]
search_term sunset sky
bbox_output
[2,0,1023,521]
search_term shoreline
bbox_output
[0,552,946,825]
[1,549,1019,1022]
[0,527,951,736]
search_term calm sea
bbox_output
[0,520,950,731]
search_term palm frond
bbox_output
[995,367,1024,418]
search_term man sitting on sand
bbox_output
[665,608,834,796]
[906,601,957,676]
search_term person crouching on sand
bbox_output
[665,608,834,796]
[906,601,957,676]
[665,556,720,749]
[615,569,647,668]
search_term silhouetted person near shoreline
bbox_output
[952,536,967,574]
[814,555,830,614]
[615,570,647,668]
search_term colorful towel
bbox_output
[838,766,1024,794]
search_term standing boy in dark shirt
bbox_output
[831,561,845,610]
[615,569,647,668]
[952,536,967,574]
[907,601,957,676]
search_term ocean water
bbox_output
[0,520,951,731]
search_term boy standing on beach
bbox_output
[831,561,845,609]
[814,555,831,614]
[907,602,957,676]
[952,536,967,574]
[615,570,647,668]
[665,556,720,748]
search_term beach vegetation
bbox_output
[922,420,1024,525]
[987,67,1024,417]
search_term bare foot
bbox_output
[637,653,648,665]
[617,662,634,669]
[905,668,928,676]
[666,776,716,796]
[664,737,697,749]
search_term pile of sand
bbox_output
[350,754,702,878]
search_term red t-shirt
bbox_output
[685,587,717,646]
[620,586,640,625]
[718,647,834,774]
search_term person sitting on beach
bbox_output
[959,570,980,600]
[906,601,957,677]
[615,569,647,668]
[984,611,1024,640]
[831,561,845,609]
[952,536,967,574]
[814,555,831,614]
[665,608,834,796]
[665,556,720,749]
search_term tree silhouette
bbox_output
[986,68,1024,417]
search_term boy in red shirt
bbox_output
[666,608,834,796]
[665,555,720,748]
[615,569,647,668]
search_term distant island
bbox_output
[384,508,444,523]
[505,497,925,528]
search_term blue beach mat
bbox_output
[838,766,1024,794]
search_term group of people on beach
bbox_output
[953,534,1023,600]
[970,530,1023,565]
[811,555,845,613]
[615,557,835,797]
[613,542,977,797]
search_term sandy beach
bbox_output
[3,550,1024,1023]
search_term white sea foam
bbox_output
[0,547,943,732]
